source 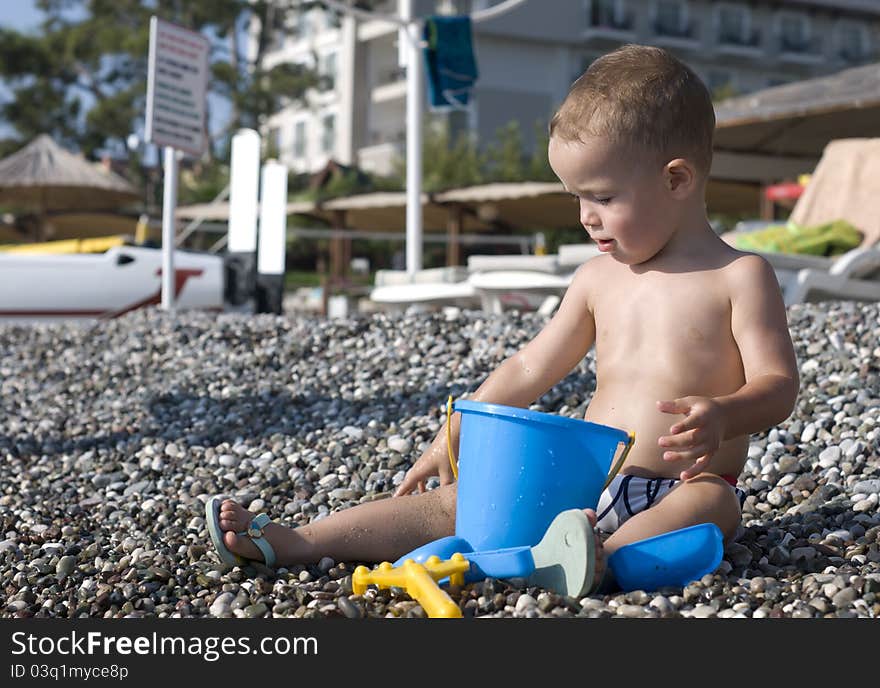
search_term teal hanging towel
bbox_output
[422,15,479,110]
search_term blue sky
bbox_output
[0,1,46,33]
[0,1,46,139]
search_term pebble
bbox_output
[56,556,77,576]
[0,301,878,619]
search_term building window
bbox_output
[326,8,342,29]
[321,114,335,154]
[587,0,632,31]
[778,12,811,53]
[293,121,306,158]
[267,8,289,51]
[838,21,869,62]
[654,0,690,38]
[320,52,337,92]
[293,10,310,41]
[717,3,756,46]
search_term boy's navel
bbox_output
[687,327,704,343]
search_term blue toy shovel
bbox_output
[607,522,724,591]
[396,516,724,595]
[395,509,600,597]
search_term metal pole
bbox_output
[161,145,178,312]
[402,0,422,276]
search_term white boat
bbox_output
[0,244,225,322]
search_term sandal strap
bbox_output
[240,513,276,568]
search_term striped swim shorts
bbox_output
[595,473,747,536]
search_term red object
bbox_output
[764,181,805,201]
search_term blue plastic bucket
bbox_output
[453,400,631,551]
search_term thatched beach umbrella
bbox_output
[0,134,139,240]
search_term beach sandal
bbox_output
[525,509,611,597]
[205,496,277,568]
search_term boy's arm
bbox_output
[658,254,799,479]
[717,254,800,434]
[393,261,599,495]
[469,263,598,407]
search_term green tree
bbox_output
[482,120,525,182]
[0,0,321,161]
[392,117,483,192]
[391,116,559,191]
[527,120,556,181]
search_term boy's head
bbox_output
[550,44,715,179]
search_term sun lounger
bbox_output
[465,253,560,274]
[367,244,603,315]
[369,280,479,310]
[468,269,572,315]
[724,137,880,305]
[723,222,880,305]
[369,266,479,311]
[465,243,600,315]
[783,245,880,305]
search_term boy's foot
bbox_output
[206,498,291,567]
[582,508,612,593]
[526,508,608,597]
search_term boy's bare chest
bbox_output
[590,271,740,389]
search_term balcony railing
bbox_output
[839,44,872,63]
[779,35,823,56]
[653,19,697,40]
[719,27,761,48]
[368,130,406,146]
[589,10,635,32]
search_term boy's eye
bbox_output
[568,193,612,205]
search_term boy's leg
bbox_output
[601,473,742,559]
[217,483,457,567]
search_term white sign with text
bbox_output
[145,17,209,156]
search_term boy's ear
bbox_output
[664,158,697,198]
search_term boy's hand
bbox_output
[393,442,457,497]
[656,396,726,480]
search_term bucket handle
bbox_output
[446,395,634,490]
[603,431,636,491]
[446,395,459,480]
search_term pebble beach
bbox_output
[1,301,878,619]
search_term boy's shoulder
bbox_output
[719,249,786,310]
[722,248,778,282]
[568,253,616,285]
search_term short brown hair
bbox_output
[550,44,715,177]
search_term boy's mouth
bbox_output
[595,238,615,252]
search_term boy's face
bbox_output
[548,135,679,266]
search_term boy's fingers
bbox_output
[393,470,420,497]
[680,456,710,480]
[657,398,690,415]
[658,428,699,448]
[662,446,707,463]
[668,414,700,435]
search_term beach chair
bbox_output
[723,221,880,305]
[721,137,880,305]
[368,266,480,311]
[465,243,601,315]
[782,246,880,305]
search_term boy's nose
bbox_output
[579,204,601,230]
